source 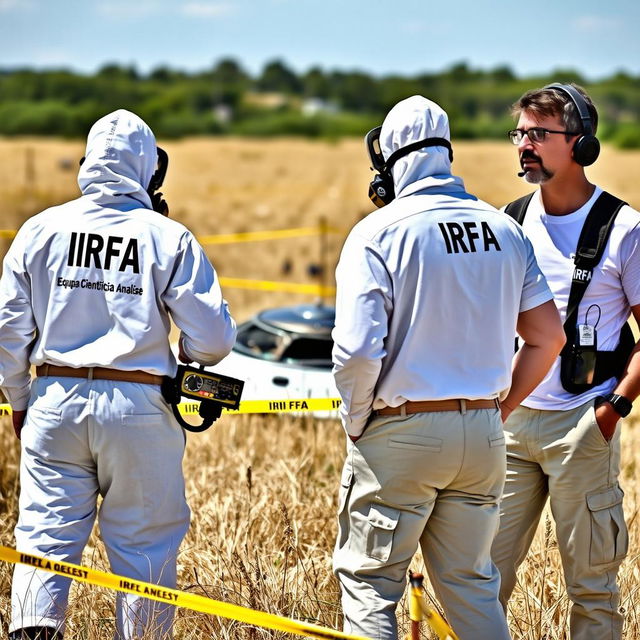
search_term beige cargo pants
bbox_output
[333,407,511,640]
[492,401,627,640]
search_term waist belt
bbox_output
[36,364,163,385]
[375,398,499,416]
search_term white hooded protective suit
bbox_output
[0,109,236,638]
[0,109,236,411]
[332,95,550,438]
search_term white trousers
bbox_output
[333,408,511,640]
[492,402,627,640]
[10,376,190,639]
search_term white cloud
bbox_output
[29,48,75,67]
[95,1,157,19]
[0,0,35,11]
[572,15,623,32]
[181,2,234,18]
[399,18,452,35]
[401,20,426,34]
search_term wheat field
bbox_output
[1,137,640,639]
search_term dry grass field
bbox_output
[1,137,640,639]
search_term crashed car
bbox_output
[204,303,339,407]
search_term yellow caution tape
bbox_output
[219,276,335,296]
[0,546,370,640]
[0,398,342,417]
[197,225,344,245]
[184,397,341,415]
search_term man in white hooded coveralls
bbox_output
[331,96,566,640]
[0,110,237,640]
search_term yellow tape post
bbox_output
[0,546,370,640]
[0,398,342,417]
[406,573,459,640]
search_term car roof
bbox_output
[254,304,335,337]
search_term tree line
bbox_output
[1,59,639,147]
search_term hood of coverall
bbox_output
[380,95,465,198]
[78,109,156,210]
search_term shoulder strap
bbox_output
[564,191,626,331]
[504,192,535,224]
[573,191,626,269]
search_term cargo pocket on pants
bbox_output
[586,485,628,566]
[365,504,400,562]
[336,462,354,550]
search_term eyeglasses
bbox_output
[508,127,580,145]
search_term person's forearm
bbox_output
[503,300,565,421]
[502,344,558,419]
[613,343,640,402]
[334,354,381,439]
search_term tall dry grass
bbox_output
[1,411,640,639]
[1,137,640,638]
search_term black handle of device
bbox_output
[170,399,222,432]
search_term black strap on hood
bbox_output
[384,137,453,171]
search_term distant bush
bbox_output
[0,101,76,136]
[0,62,639,145]
[230,111,379,139]
[154,111,224,138]
[609,123,640,149]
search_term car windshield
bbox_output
[281,337,333,367]
[235,324,284,360]
[234,322,333,368]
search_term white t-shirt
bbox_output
[332,189,553,438]
[519,187,640,410]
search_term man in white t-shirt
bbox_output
[331,95,565,640]
[492,83,640,640]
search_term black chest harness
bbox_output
[505,191,635,394]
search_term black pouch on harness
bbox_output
[506,191,633,394]
[560,320,635,394]
[561,313,598,387]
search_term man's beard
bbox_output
[520,151,553,184]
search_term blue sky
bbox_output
[0,0,638,80]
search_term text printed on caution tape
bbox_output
[0,546,369,640]
[0,398,342,417]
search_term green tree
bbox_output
[256,59,303,94]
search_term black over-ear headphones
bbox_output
[148,147,170,216]
[79,147,171,215]
[365,126,454,208]
[545,83,600,167]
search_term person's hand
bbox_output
[594,401,620,442]
[500,401,516,424]
[12,409,26,440]
[178,337,193,364]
